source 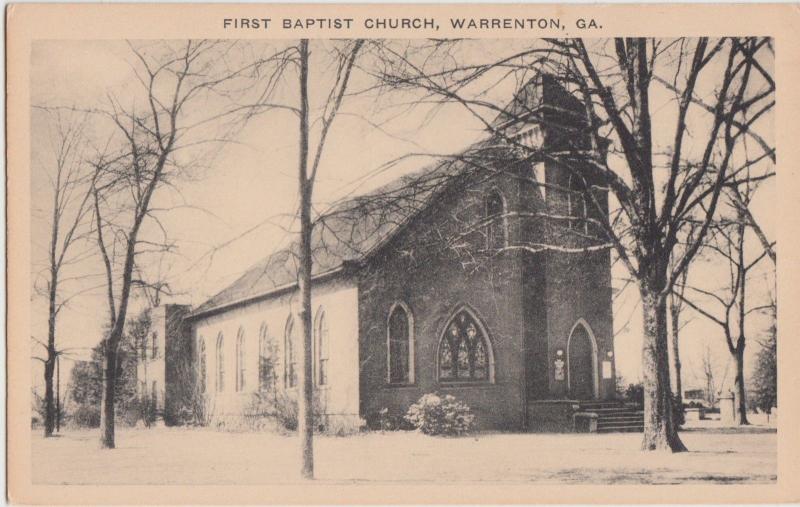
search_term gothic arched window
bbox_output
[215,332,225,393]
[387,303,414,384]
[151,331,159,359]
[568,174,588,234]
[485,190,507,250]
[315,308,330,386]
[258,322,271,392]
[438,308,493,382]
[285,316,298,388]
[198,337,207,394]
[235,327,246,392]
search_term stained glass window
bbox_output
[388,305,411,383]
[438,310,491,382]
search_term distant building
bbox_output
[684,388,712,408]
[136,304,192,424]
[151,74,616,431]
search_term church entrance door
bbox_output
[568,324,595,400]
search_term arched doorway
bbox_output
[568,321,598,400]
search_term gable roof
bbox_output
[191,73,573,319]
[190,152,475,318]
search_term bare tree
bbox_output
[373,37,773,451]
[700,345,718,408]
[668,259,690,426]
[32,108,96,437]
[678,177,773,425]
[88,40,278,448]
[294,38,364,480]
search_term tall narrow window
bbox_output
[151,331,159,359]
[235,327,246,392]
[388,303,413,384]
[485,190,507,250]
[215,332,225,392]
[258,323,271,392]
[568,174,588,233]
[438,308,493,382]
[198,337,207,394]
[285,316,297,388]
[315,309,330,386]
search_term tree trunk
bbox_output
[56,356,61,432]
[669,298,684,427]
[732,345,750,425]
[296,38,314,480]
[44,273,58,437]
[641,287,687,452]
[43,354,55,437]
[99,338,118,449]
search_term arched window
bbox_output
[235,327,246,392]
[438,308,494,382]
[485,189,507,250]
[198,337,207,394]
[215,332,225,393]
[315,309,330,386]
[151,331,159,360]
[387,303,414,384]
[284,316,298,388]
[568,174,588,234]
[258,322,271,392]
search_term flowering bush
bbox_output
[404,393,474,436]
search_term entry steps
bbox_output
[577,400,644,433]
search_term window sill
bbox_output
[437,381,496,388]
[384,382,417,389]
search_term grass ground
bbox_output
[32,417,776,485]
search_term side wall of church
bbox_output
[190,276,361,428]
[357,168,529,431]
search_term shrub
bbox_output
[274,391,300,431]
[325,416,367,437]
[375,407,413,431]
[71,404,101,428]
[404,393,474,436]
[270,391,327,433]
[623,383,644,406]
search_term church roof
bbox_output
[191,73,572,318]
[190,151,474,318]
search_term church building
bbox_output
[151,74,617,432]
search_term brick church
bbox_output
[144,73,617,432]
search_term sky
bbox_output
[29,39,776,400]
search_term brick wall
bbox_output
[358,165,530,431]
[357,75,615,431]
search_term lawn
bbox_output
[32,420,776,485]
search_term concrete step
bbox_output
[598,425,644,433]
[579,400,644,433]
[598,416,643,424]
[579,403,624,410]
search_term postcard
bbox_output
[6,2,799,504]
